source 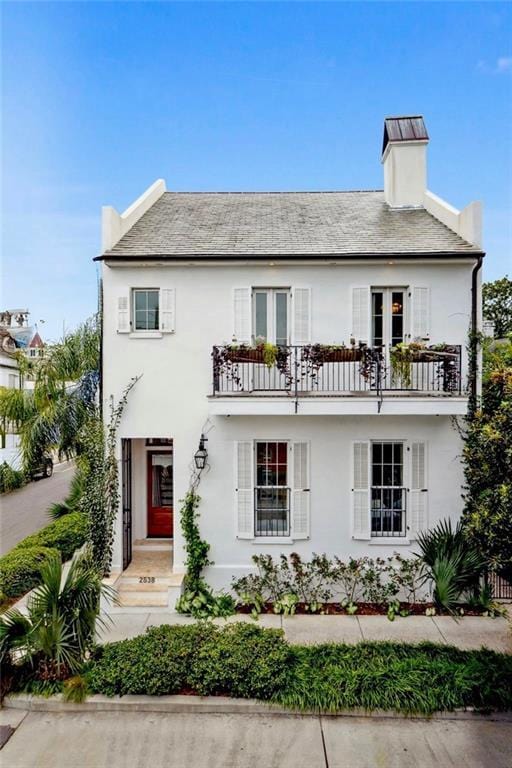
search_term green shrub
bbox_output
[0,462,25,494]
[17,512,88,561]
[86,626,512,714]
[87,623,289,699]
[188,622,291,698]
[87,623,216,696]
[0,546,58,598]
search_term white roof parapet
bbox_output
[102,179,166,252]
[424,190,482,249]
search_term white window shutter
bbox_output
[291,442,309,539]
[292,288,311,345]
[352,441,371,540]
[235,441,253,538]
[409,442,428,540]
[410,287,430,341]
[117,295,130,333]
[233,288,251,344]
[160,288,175,333]
[351,287,370,344]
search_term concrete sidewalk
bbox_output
[97,611,512,653]
[2,709,512,768]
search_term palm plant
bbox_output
[0,551,114,682]
[0,317,99,472]
[48,469,85,520]
[417,519,487,612]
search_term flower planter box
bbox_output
[225,348,265,364]
[320,348,362,363]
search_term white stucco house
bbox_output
[97,116,484,608]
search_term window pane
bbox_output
[373,443,382,463]
[135,291,147,311]
[147,310,159,330]
[277,443,287,463]
[372,465,382,486]
[382,464,393,486]
[383,443,393,463]
[393,443,403,463]
[255,293,267,340]
[147,290,159,311]
[256,443,267,463]
[275,293,288,346]
[135,310,147,330]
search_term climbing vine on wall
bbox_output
[79,377,139,575]
[175,441,235,619]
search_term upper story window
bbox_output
[133,289,159,331]
[253,288,290,346]
[371,288,406,347]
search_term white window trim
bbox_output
[251,287,291,345]
[131,287,160,333]
[369,438,408,541]
[129,331,163,339]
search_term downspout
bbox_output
[470,254,484,408]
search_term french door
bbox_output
[253,289,290,346]
[371,288,407,349]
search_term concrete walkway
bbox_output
[2,708,512,768]
[98,611,512,653]
[0,461,74,555]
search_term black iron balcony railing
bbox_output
[212,344,463,398]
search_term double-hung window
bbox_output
[133,289,159,331]
[253,289,290,346]
[255,441,290,536]
[371,441,406,537]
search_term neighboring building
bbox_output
[0,328,20,391]
[27,331,45,359]
[97,115,484,607]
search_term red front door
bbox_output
[147,451,173,537]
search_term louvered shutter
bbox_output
[233,288,251,344]
[351,287,370,344]
[291,442,309,539]
[160,288,175,333]
[292,288,311,345]
[410,287,430,341]
[352,441,371,539]
[117,295,130,333]
[235,441,253,538]
[409,442,428,539]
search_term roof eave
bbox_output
[95,249,485,263]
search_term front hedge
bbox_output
[0,512,88,601]
[87,623,291,699]
[16,512,88,562]
[0,546,58,598]
[86,623,512,714]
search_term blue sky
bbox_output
[3,1,511,341]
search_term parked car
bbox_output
[30,454,53,480]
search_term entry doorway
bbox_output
[147,449,173,538]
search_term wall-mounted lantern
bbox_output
[194,434,208,470]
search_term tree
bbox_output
[482,276,512,338]
[0,317,99,471]
[461,335,512,576]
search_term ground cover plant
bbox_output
[82,623,512,715]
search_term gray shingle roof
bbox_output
[100,191,481,260]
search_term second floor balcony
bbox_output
[210,343,466,416]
